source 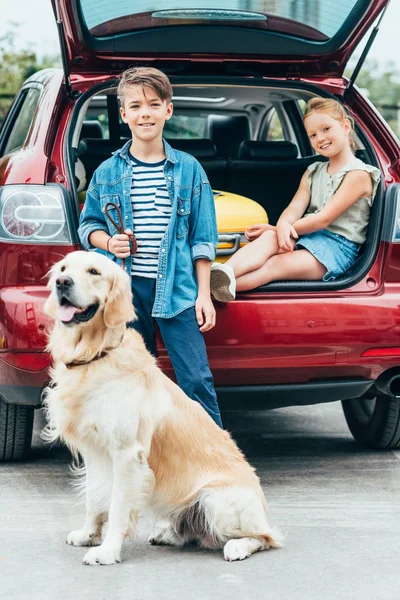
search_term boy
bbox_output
[78,67,222,427]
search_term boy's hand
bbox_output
[245,223,276,241]
[195,294,216,332]
[108,230,133,258]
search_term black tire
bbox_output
[0,397,34,461]
[342,394,400,449]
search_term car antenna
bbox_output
[344,1,391,100]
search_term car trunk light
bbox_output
[151,9,267,21]
[0,185,73,244]
[361,347,400,357]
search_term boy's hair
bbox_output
[117,67,173,106]
[303,97,357,152]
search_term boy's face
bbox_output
[120,85,173,143]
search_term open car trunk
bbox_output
[53,0,389,81]
[68,77,383,293]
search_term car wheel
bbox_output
[342,394,400,449]
[0,397,34,461]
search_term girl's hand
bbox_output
[195,294,216,332]
[108,230,133,258]
[277,221,298,252]
[245,223,276,241]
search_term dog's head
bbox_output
[45,251,136,328]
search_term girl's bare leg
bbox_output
[211,230,288,302]
[236,249,327,291]
[226,230,280,278]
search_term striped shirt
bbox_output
[130,154,171,278]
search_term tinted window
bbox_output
[298,99,307,114]
[3,88,41,155]
[266,109,285,141]
[163,115,206,139]
[80,0,358,38]
[84,113,109,139]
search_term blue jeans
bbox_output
[127,276,223,428]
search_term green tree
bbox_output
[346,59,400,136]
[0,26,60,125]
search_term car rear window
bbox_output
[3,88,41,155]
[163,115,207,139]
[80,0,359,39]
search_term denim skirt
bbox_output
[295,229,361,281]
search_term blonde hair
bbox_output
[303,97,357,152]
[117,67,173,107]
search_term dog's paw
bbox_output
[66,529,102,547]
[148,533,164,546]
[149,526,180,547]
[223,539,252,562]
[82,545,121,566]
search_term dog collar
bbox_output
[64,336,124,369]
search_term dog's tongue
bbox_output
[57,304,79,322]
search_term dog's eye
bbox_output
[88,268,101,276]
[60,266,65,272]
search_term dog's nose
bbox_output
[56,275,74,291]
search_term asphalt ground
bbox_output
[1,402,399,600]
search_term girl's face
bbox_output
[304,112,351,157]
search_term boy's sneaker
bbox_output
[210,263,236,302]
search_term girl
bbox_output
[210,97,381,302]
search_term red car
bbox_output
[1,0,399,460]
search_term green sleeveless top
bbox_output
[306,158,381,244]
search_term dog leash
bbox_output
[104,202,137,269]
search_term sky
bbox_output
[0,0,399,69]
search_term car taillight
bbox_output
[381,184,400,244]
[0,185,73,244]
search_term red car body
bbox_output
[1,0,400,458]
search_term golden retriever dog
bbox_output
[43,251,281,565]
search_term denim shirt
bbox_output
[78,139,218,318]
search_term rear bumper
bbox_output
[0,284,51,406]
[1,376,376,409]
[0,355,49,407]
[216,378,375,410]
[0,384,44,407]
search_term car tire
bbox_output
[342,394,400,449]
[0,397,34,461]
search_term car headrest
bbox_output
[167,138,217,158]
[77,138,124,157]
[238,140,298,160]
[120,122,131,138]
[80,120,103,139]
[204,115,250,158]
[355,148,368,162]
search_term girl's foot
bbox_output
[210,263,236,302]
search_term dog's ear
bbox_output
[103,268,136,328]
[43,293,58,319]
[43,267,58,318]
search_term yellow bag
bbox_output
[214,191,269,263]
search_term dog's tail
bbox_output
[170,486,284,551]
[259,528,285,549]
[185,485,286,550]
